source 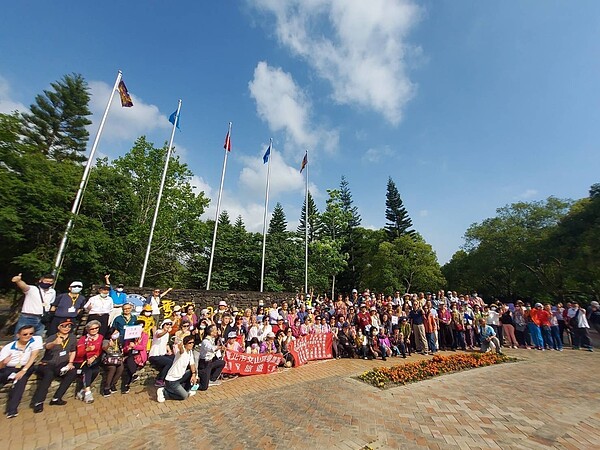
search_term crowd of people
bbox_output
[1,273,598,419]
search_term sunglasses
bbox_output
[182,324,190,327]
[21,332,34,336]
[59,324,73,328]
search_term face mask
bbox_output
[200,325,206,330]
[71,287,82,294]
[39,282,52,289]
[144,312,152,316]
[100,293,108,298]
[111,332,120,340]
[175,312,181,316]
[116,288,123,293]
[181,312,187,316]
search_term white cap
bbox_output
[69,281,83,288]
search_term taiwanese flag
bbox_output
[118,80,133,107]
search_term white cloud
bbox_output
[517,189,538,200]
[88,80,170,142]
[251,0,421,124]
[248,62,339,157]
[419,209,429,217]
[363,146,394,163]
[0,76,27,114]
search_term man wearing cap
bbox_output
[31,318,78,413]
[84,285,113,337]
[0,324,43,418]
[11,273,56,337]
[46,281,86,336]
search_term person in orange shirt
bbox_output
[423,305,438,354]
[528,303,546,350]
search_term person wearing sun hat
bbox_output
[148,318,175,387]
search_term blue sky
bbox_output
[1,1,599,264]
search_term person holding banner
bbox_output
[112,302,138,345]
[197,325,225,390]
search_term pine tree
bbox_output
[21,73,92,162]
[268,202,287,234]
[338,176,362,291]
[385,177,415,240]
[297,191,323,242]
[218,210,231,226]
[340,175,361,228]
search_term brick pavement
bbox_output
[1,348,599,450]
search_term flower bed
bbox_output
[359,353,515,388]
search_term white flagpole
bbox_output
[53,70,123,278]
[139,99,181,287]
[304,151,309,296]
[260,139,273,292]
[207,122,231,290]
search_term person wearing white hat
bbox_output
[47,281,86,336]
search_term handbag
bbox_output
[102,352,123,366]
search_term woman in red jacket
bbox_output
[74,320,104,403]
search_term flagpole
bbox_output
[52,70,123,278]
[304,150,309,296]
[260,138,273,292]
[207,122,232,290]
[139,99,181,287]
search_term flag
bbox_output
[118,80,133,107]
[169,110,180,130]
[300,152,308,173]
[224,130,231,152]
[263,143,271,164]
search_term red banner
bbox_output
[222,350,283,375]
[288,332,333,366]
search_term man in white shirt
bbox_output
[0,324,44,418]
[12,273,56,337]
[157,335,198,402]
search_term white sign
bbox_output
[123,325,143,340]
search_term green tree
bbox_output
[337,176,362,292]
[268,202,287,234]
[21,73,92,162]
[363,234,445,294]
[0,113,81,288]
[385,177,414,241]
[297,191,323,242]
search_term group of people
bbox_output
[1,274,598,418]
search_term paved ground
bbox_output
[1,347,599,450]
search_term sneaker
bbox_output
[84,391,94,404]
[156,387,165,403]
[76,389,85,401]
[102,388,111,398]
[6,412,18,419]
[208,380,222,387]
[188,390,197,397]
[131,374,140,384]
[154,379,165,388]
[573,346,580,350]
[33,403,44,413]
[110,385,118,393]
[49,398,67,406]
[588,347,594,352]
[121,386,130,394]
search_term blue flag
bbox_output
[263,143,271,164]
[169,110,180,130]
